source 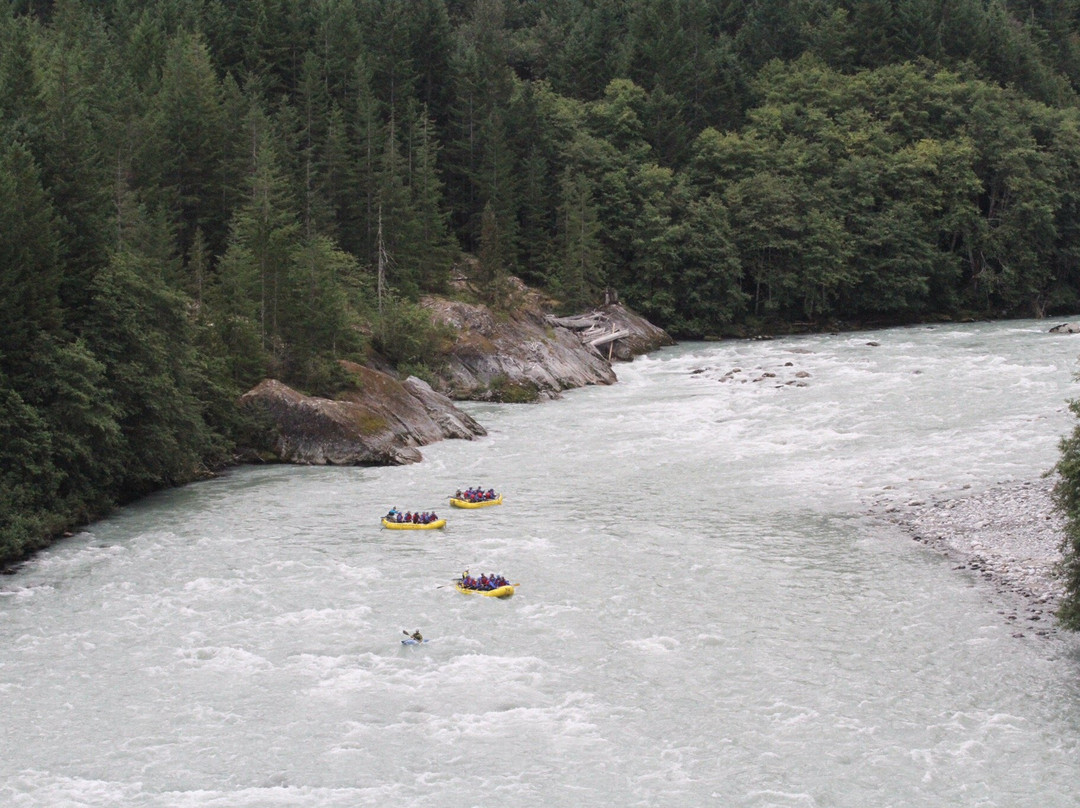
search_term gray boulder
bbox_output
[424,284,673,401]
[238,363,485,465]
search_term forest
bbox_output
[7,0,1080,612]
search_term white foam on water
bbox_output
[4,320,1080,805]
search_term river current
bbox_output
[4,320,1080,807]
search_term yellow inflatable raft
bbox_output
[449,494,503,509]
[381,517,446,530]
[454,582,515,598]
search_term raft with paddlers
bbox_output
[455,571,515,598]
[381,507,444,529]
[382,517,445,530]
[449,487,502,508]
[449,493,502,509]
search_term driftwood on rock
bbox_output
[237,280,674,466]
[546,313,605,329]
[425,283,673,401]
[588,328,631,348]
[546,305,670,359]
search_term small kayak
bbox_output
[401,638,429,645]
[455,582,515,598]
[449,494,502,509]
[382,518,446,530]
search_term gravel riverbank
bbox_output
[872,476,1066,636]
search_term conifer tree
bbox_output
[0,140,120,527]
[406,103,459,292]
[343,50,383,263]
[376,112,422,298]
[556,167,603,311]
[212,101,300,378]
[446,0,517,252]
[141,30,231,262]
[30,1,115,316]
[476,199,509,305]
[85,180,216,497]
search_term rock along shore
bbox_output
[237,285,674,466]
[873,476,1066,636]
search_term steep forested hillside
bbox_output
[5,0,1080,566]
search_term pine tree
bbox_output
[475,199,510,305]
[342,50,383,263]
[556,167,603,311]
[0,140,120,526]
[0,142,63,375]
[376,112,422,298]
[30,1,115,317]
[446,0,518,252]
[212,101,300,377]
[406,103,459,292]
[140,29,231,262]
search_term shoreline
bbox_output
[872,476,1066,637]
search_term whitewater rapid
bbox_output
[3,320,1080,807]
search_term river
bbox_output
[3,320,1080,807]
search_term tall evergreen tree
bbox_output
[140,30,231,262]
[555,167,603,311]
[405,103,459,292]
[342,50,383,263]
[376,112,423,298]
[85,185,217,498]
[446,0,517,251]
[212,101,300,377]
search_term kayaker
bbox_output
[410,629,423,642]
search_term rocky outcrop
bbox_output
[424,285,674,401]
[237,283,673,464]
[1050,322,1080,334]
[570,302,678,360]
[238,363,485,465]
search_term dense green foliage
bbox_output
[6,0,1080,567]
[1054,402,1080,630]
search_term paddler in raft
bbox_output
[459,571,509,591]
[455,487,499,503]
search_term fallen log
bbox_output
[546,313,604,329]
[588,329,631,347]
